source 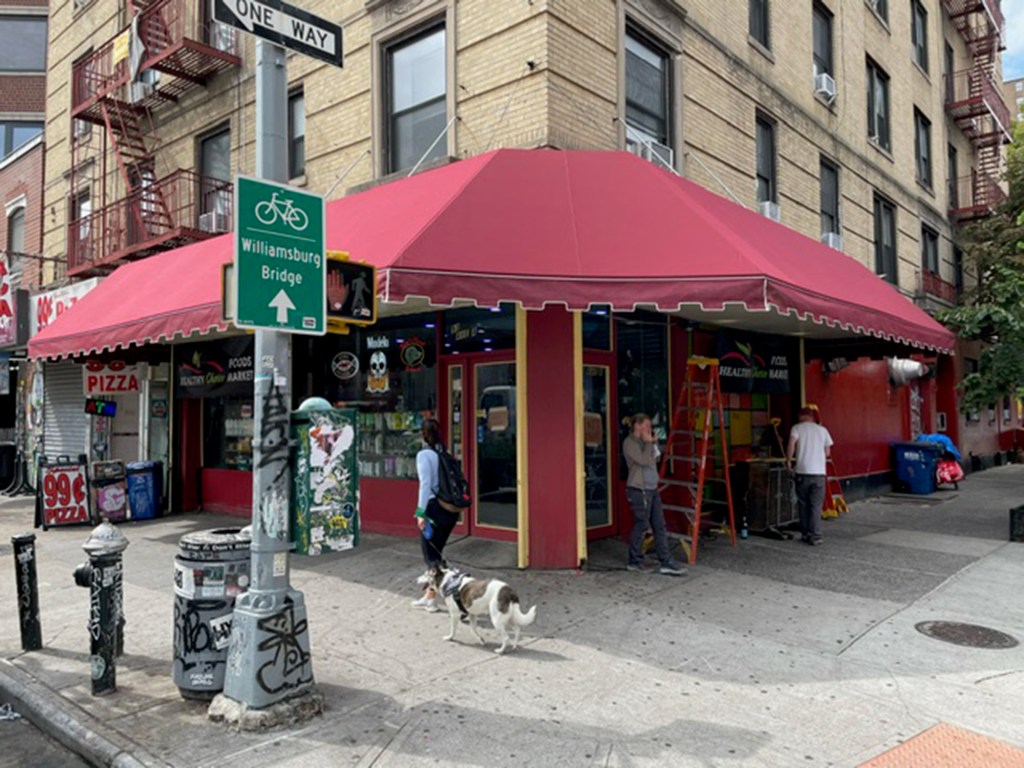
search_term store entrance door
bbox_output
[441,354,518,542]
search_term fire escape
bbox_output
[943,0,1009,223]
[67,0,240,276]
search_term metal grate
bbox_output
[915,621,1019,649]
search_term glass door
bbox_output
[473,360,517,535]
[583,364,613,533]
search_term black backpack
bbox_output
[434,445,471,513]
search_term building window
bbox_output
[749,0,769,49]
[0,121,43,161]
[871,0,888,22]
[914,109,932,189]
[7,207,25,259]
[71,188,92,263]
[199,126,230,216]
[947,144,958,207]
[820,158,840,236]
[755,114,776,204]
[867,59,890,150]
[874,195,897,284]
[953,246,964,291]
[288,90,305,179]
[944,42,954,103]
[625,27,671,153]
[813,3,833,78]
[911,0,928,72]
[385,24,446,174]
[921,226,939,275]
[0,16,47,72]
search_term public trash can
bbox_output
[172,528,250,700]
[892,442,942,494]
[126,461,162,520]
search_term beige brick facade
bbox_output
[41,0,1000,303]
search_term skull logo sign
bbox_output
[367,350,390,393]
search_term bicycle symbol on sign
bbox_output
[254,191,310,232]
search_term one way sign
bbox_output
[214,0,343,67]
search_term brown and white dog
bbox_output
[430,566,537,654]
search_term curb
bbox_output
[0,658,171,768]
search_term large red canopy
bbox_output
[30,148,955,360]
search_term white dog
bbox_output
[432,567,537,654]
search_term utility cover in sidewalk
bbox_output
[859,723,1024,767]
[914,621,1019,649]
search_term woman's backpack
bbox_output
[433,445,471,513]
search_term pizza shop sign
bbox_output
[83,360,142,396]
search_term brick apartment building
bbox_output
[28,1,1015,564]
[1002,74,1023,121]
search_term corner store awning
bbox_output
[29,148,956,360]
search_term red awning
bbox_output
[29,234,230,359]
[30,148,955,360]
[330,149,955,353]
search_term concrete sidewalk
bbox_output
[2,467,1024,767]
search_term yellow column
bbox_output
[573,311,587,566]
[799,337,807,406]
[514,305,529,569]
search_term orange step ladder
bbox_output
[658,356,737,564]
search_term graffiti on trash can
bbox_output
[255,602,312,695]
[173,597,230,674]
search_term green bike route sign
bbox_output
[233,175,326,334]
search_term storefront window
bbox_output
[616,312,668,442]
[444,304,515,354]
[203,397,254,470]
[582,307,611,351]
[583,365,611,528]
[175,337,255,472]
[306,313,438,480]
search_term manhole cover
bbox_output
[915,621,1019,649]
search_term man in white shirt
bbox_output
[786,407,834,546]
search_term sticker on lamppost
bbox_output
[233,176,326,335]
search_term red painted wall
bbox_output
[201,468,252,516]
[525,308,579,568]
[360,478,420,536]
[804,358,904,478]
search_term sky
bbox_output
[1005,0,1024,80]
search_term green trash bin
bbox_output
[291,402,359,556]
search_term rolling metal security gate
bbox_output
[43,361,88,459]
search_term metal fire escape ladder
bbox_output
[657,357,737,564]
[943,0,1008,220]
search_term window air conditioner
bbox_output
[821,232,844,251]
[74,119,91,139]
[759,201,781,222]
[814,72,837,104]
[198,211,229,233]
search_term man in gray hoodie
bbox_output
[623,413,687,576]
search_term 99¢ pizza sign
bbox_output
[40,463,90,528]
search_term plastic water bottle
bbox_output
[423,519,434,540]
[740,516,749,539]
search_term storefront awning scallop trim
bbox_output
[28,234,231,360]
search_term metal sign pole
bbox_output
[216,39,317,719]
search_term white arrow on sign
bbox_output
[222,0,337,56]
[269,289,296,324]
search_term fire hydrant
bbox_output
[73,521,128,696]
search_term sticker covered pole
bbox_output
[212,38,319,724]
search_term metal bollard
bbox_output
[73,521,129,696]
[12,534,42,651]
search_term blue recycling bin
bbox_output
[892,442,942,495]
[126,461,163,520]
